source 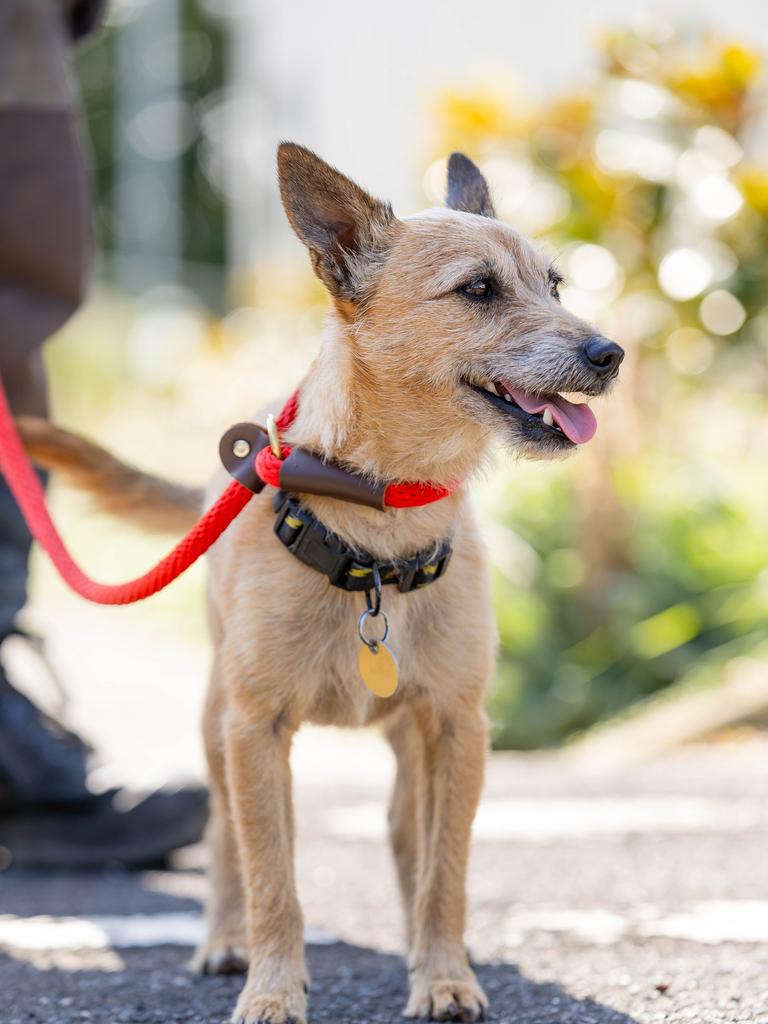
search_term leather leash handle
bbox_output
[220,420,386,510]
[278,447,386,510]
[219,423,270,492]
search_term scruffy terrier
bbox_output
[21,143,623,1023]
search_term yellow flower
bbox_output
[545,94,595,132]
[720,43,762,88]
[738,165,768,215]
[665,41,762,116]
[434,89,524,152]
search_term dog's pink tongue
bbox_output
[502,384,597,444]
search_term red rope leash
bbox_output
[0,375,253,605]
[0,378,454,606]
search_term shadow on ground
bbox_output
[0,866,203,918]
[0,941,638,1024]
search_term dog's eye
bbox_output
[548,267,563,302]
[461,277,494,300]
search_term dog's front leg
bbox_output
[224,691,307,1024]
[405,702,489,1022]
[192,658,247,975]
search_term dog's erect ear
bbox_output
[277,142,399,302]
[446,152,495,218]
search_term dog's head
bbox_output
[278,143,623,477]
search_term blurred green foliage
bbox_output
[487,453,768,748]
[434,23,768,748]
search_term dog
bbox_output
[19,143,623,1023]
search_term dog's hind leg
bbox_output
[404,699,489,1023]
[385,711,422,948]
[191,655,248,975]
[222,657,307,1024]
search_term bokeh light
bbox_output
[692,175,743,221]
[699,290,747,335]
[665,327,716,375]
[658,248,712,301]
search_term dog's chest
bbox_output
[211,490,495,725]
[280,585,423,727]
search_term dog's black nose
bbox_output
[582,336,624,375]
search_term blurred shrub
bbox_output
[431,22,768,747]
[487,450,768,748]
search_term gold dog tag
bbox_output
[358,642,399,698]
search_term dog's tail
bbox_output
[15,416,204,534]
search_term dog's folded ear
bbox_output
[446,153,495,218]
[277,142,400,304]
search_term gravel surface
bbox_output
[1,936,764,1024]
[2,736,768,1023]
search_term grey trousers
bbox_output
[0,480,33,638]
[0,0,91,637]
[0,351,48,638]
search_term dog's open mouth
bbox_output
[468,378,597,445]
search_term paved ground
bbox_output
[2,731,768,1024]
[3,600,767,1023]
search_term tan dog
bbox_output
[19,143,623,1024]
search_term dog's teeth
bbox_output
[542,408,555,427]
[503,393,512,403]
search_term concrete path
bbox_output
[2,729,768,1024]
[2,587,767,1023]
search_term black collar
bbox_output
[272,492,452,594]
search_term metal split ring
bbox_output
[358,608,389,650]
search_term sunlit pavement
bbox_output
[2,613,768,1022]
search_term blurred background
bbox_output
[35,0,768,775]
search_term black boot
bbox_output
[0,633,92,810]
[0,785,209,869]
[0,637,208,869]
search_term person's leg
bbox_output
[0,341,209,871]
[0,445,209,865]
[0,344,92,811]
[0,1,209,866]
[0,478,33,643]
[0,347,47,640]
[0,0,86,635]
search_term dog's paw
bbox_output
[190,936,248,975]
[404,971,488,1022]
[231,983,307,1024]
